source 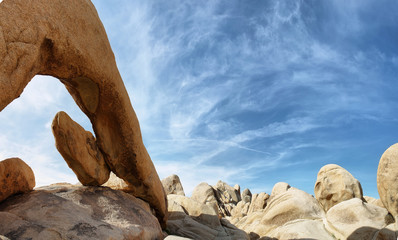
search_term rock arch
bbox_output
[0,0,167,226]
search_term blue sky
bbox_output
[1,0,398,198]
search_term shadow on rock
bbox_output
[347,226,397,240]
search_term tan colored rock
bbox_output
[0,158,35,202]
[0,0,166,225]
[231,201,250,218]
[191,182,219,215]
[214,180,241,205]
[102,172,131,192]
[266,219,335,240]
[241,188,252,203]
[247,192,269,214]
[325,198,391,240]
[52,111,110,186]
[0,183,163,240]
[315,164,363,212]
[378,143,398,220]
[270,182,291,197]
[365,196,385,208]
[164,236,193,240]
[167,195,249,240]
[167,194,219,228]
[162,174,185,196]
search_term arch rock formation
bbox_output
[0,0,167,226]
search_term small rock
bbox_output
[0,158,35,202]
[241,188,252,203]
[270,182,291,197]
[247,192,269,214]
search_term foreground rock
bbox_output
[315,164,363,212]
[162,174,185,196]
[0,183,163,240]
[52,111,110,185]
[324,198,392,240]
[0,158,35,202]
[378,143,398,220]
[0,0,166,225]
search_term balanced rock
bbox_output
[162,174,185,196]
[378,143,398,220]
[324,198,391,240]
[0,158,35,202]
[315,164,363,212]
[0,183,163,240]
[52,111,110,186]
[0,0,166,225]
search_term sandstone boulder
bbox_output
[325,198,391,240]
[191,182,219,215]
[0,0,166,225]
[238,188,324,237]
[241,188,252,203]
[52,111,110,186]
[270,182,291,198]
[162,174,185,196]
[378,143,398,220]
[0,158,35,202]
[247,192,269,214]
[0,183,163,239]
[265,219,335,240]
[315,164,363,212]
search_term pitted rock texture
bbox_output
[315,164,363,212]
[0,183,163,240]
[378,143,398,220]
[0,158,35,202]
[52,111,110,186]
[0,0,166,225]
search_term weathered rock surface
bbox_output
[52,111,110,186]
[102,172,131,192]
[378,143,398,220]
[247,192,269,214]
[270,182,291,198]
[325,198,391,240]
[167,194,249,240]
[0,183,163,240]
[237,188,324,237]
[162,174,185,196]
[214,180,241,205]
[265,219,335,240]
[191,182,219,215]
[241,188,252,203]
[315,164,363,212]
[365,196,385,208]
[0,158,35,202]
[0,0,166,225]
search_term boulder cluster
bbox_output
[160,151,398,240]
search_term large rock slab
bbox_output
[0,158,35,202]
[315,164,363,212]
[378,143,398,220]
[0,0,166,225]
[162,174,185,196]
[52,111,110,186]
[0,183,163,240]
[325,198,391,240]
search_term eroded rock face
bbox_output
[191,182,219,215]
[52,111,110,186]
[162,174,185,196]
[315,164,363,212]
[0,0,166,225]
[0,183,163,240]
[0,158,35,202]
[324,198,391,240]
[378,143,398,220]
